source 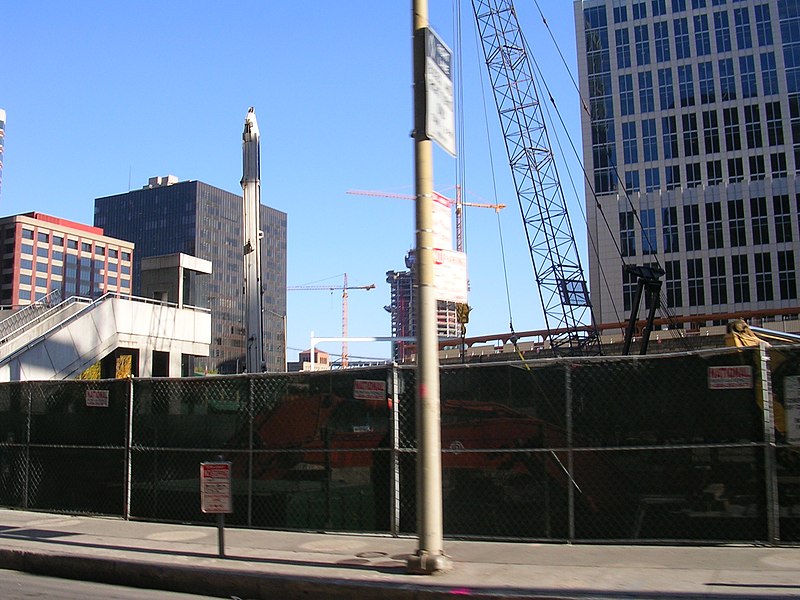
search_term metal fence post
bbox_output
[22,385,31,510]
[391,365,401,536]
[124,377,134,520]
[758,345,780,543]
[247,376,254,527]
[565,363,575,542]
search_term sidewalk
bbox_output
[1,509,800,599]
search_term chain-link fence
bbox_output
[1,346,798,544]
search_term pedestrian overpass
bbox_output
[0,293,211,381]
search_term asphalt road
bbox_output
[0,568,231,600]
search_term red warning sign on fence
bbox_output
[200,461,232,514]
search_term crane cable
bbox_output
[528,0,691,349]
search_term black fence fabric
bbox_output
[1,346,798,544]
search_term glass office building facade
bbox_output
[94,177,287,374]
[575,0,800,327]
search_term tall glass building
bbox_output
[575,0,800,329]
[94,176,287,374]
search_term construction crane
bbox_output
[471,0,600,355]
[346,188,506,253]
[288,274,376,368]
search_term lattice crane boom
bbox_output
[471,0,600,355]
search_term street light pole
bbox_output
[407,0,451,575]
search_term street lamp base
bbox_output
[406,551,453,575]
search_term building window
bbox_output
[665,260,682,308]
[658,68,675,110]
[654,21,670,62]
[620,211,636,257]
[695,14,712,55]
[744,104,762,149]
[774,195,792,243]
[625,170,640,192]
[36,246,48,258]
[81,242,91,253]
[52,235,63,247]
[754,252,774,302]
[652,0,666,16]
[778,250,798,300]
[674,0,687,11]
[728,199,747,247]
[754,3,773,46]
[728,157,744,182]
[678,64,695,107]
[765,102,783,146]
[740,55,758,99]
[638,71,655,112]
[684,204,702,250]
[665,164,681,189]
[641,207,657,254]
[623,266,637,312]
[698,62,716,104]
[663,206,679,253]
[614,5,628,23]
[732,254,750,303]
[706,201,724,249]
[19,258,32,271]
[121,251,131,261]
[687,258,705,306]
[709,256,728,305]
[683,113,699,156]
[68,239,78,250]
[634,24,651,65]
[692,0,706,8]
[771,153,788,178]
[714,10,732,52]
[751,197,769,245]
[718,58,736,101]
[734,7,753,50]
[21,229,33,240]
[749,155,766,180]
[622,121,638,164]
[645,167,661,191]
[674,17,691,59]
[37,232,49,243]
[722,106,742,152]
[633,2,647,19]
[615,28,631,68]
[761,52,779,95]
[642,119,658,161]
[702,111,720,154]
[686,162,702,188]
[662,116,678,159]
[707,160,723,185]
[619,74,635,115]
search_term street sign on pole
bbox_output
[423,27,456,157]
[200,461,232,514]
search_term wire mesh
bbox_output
[0,347,795,544]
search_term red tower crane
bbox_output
[288,274,376,368]
[346,188,506,253]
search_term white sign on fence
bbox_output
[200,461,232,514]
[707,366,753,390]
[85,389,109,408]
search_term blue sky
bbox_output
[3,1,585,362]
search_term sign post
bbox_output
[200,459,232,558]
